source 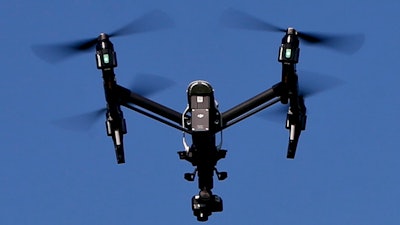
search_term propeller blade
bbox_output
[52,108,106,131]
[259,71,344,122]
[109,10,174,37]
[129,73,176,96]
[221,8,364,54]
[298,32,364,54]
[54,73,175,131]
[298,70,344,97]
[221,8,284,32]
[32,10,174,63]
[259,104,288,123]
[31,38,98,63]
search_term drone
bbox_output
[32,9,363,222]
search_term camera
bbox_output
[191,191,223,221]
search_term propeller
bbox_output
[259,71,344,121]
[32,10,174,63]
[297,70,344,98]
[52,73,175,131]
[129,73,175,96]
[220,8,364,54]
[52,108,107,131]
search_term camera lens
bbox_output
[197,212,209,222]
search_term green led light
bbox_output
[103,54,110,64]
[285,49,292,58]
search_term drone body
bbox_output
[51,31,300,221]
[32,9,362,222]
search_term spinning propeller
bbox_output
[32,10,174,63]
[53,73,175,131]
[220,8,364,54]
[261,71,344,119]
[295,70,345,98]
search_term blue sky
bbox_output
[1,0,399,224]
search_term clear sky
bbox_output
[1,0,399,224]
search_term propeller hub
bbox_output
[287,27,297,35]
[98,33,110,41]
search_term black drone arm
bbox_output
[220,82,284,130]
[116,85,189,133]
